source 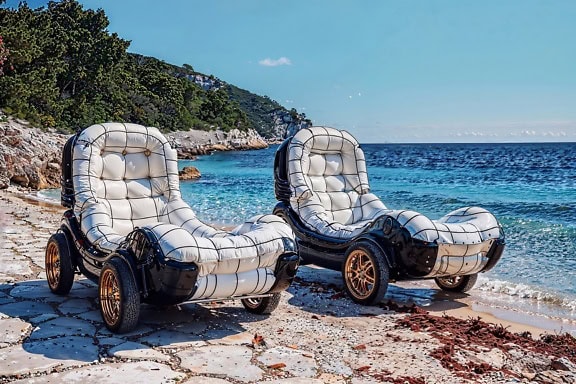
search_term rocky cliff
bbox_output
[0,115,271,190]
[0,116,68,190]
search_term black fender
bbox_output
[353,234,396,270]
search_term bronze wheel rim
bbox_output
[345,249,376,300]
[45,241,60,290]
[437,276,463,288]
[243,298,261,309]
[100,269,121,326]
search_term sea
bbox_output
[39,141,576,332]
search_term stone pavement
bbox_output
[0,193,454,384]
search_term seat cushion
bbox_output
[288,126,387,239]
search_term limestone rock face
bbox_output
[0,116,68,190]
[169,128,269,158]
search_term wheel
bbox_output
[99,257,140,333]
[342,241,389,306]
[241,293,281,314]
[435,274,478,293]
[45,232,75,295]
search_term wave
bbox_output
[476,276,576,313]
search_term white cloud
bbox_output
[258,57,292,67]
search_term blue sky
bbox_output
[5,0,576,143]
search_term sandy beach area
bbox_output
[1,188,575,383]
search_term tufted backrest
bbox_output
[73,122,180,250]
[288,126,373,225]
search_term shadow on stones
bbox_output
[287,265,468,318]
[0,278,276,363]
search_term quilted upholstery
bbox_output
[288,126,390,239]
[287,126,503,245]
[73,123,294,297]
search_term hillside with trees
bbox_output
[0,0,310,136]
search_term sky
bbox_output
[5,0,576,143]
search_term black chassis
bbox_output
[57,210,299,306]
[273,202,504,281]
[272,138,504,282]
[56,134,299,307]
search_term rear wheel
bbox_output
[241,293,281,314]
[99,257,140,333]
[435,274,478,293]
[45,232,75,295]
[342,241,389,305]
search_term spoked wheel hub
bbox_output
[345,249,376,300]
[45,241,61,290]
[45,232,75,295]
[342,241,389,306]
[434,273,478,293]
[99,268,122,326]
[436,276,463,288]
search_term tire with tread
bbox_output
[342,241,389,306]
[99,257,140,333]
[435,274,478,293]
[241,293,282,314]
[45,232,75,295]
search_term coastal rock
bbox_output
[179,166,201,180]
[169,127,269,157]
[0,116,68,190]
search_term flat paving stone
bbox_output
[181,378,231,384]
[265,379,326,384]
[0,259,32,275]
[140,329,206,349]
[108,341,171,362]
[28,317,96,340]
[0,300,56,319]
[177,345,263,382]
[0,336,99,376]
[76,309,105,322]
[68,286,98,300]
[205,330,254,345]
[29,313,59,324]
[9,280,61,301]
[9,361,186,383]
[58,298,94,315]
[0,317,32,345]
[257,346,318,378]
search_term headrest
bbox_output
[76,122,168,154]
[290,126,359,155]
[288,126,369,200]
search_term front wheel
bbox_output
[241,293,281,314]
[99,257,140,333]
[45,232,75,295]
[435,274,478,293]
[342,241,389,306]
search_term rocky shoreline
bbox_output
[0,116,271,190]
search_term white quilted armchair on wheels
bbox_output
[273,126,505,305]
[73,122,295,299]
